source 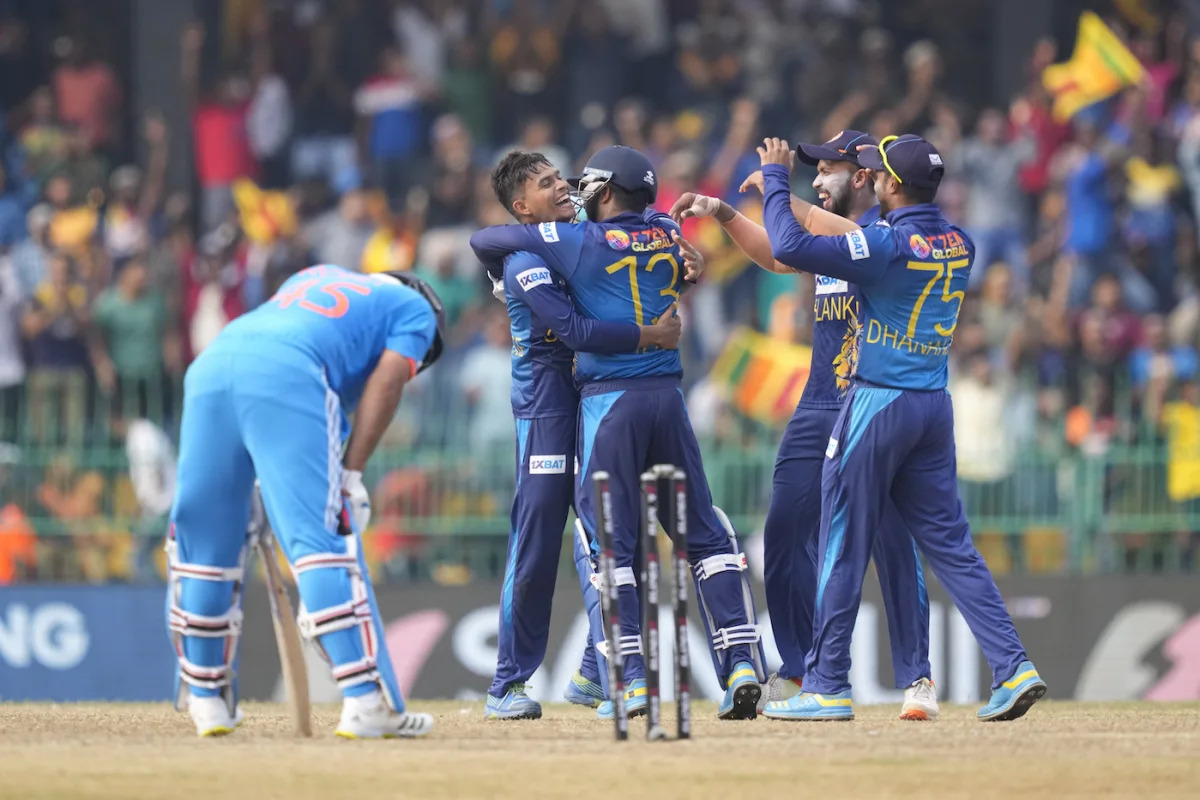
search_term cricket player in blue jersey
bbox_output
[670,130,936,721]
[750,134,1045,721]
[471,146,767,721]
[480,151,683,720]
[167,264,444,738]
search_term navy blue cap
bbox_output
[796,130,877,167]
[856,134,944,190]
[570,145,658,203]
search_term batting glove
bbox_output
[341,469,371,535]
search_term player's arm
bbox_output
[761,164,890,284]
[470,221,585,280]
[507,254,679,352]
[342,301,436,472]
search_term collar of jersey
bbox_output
[599,211,646,224]
[883,203,941,225]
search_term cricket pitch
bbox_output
[1,701,1198,799]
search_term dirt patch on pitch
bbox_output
[1,701,1198,799]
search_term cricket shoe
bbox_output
[978,660,1046,722]
[756,672,803,714]
[718,661,762,720]
[564,671,605,708]
[763,689,854,721]
[596,678,648,719]
[336,690,434,739]
[483,682,542,720]
[189,695,245,737]
[900,677,938,721]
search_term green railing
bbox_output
[1,376,1198,583]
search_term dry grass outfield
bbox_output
[1,701,1198,799]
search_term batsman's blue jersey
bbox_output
[208,265,436,419]
[761,165,970,390]
[472,212,684,384]
[802,206,880,409]
[501,251,641,419]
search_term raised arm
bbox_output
[470,221,583,280]
[761,163,890,284]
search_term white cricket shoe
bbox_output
[900,677,939,721]
[335,689,434,739]
[189,695,245,737]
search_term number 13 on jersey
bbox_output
[606,253,681,325]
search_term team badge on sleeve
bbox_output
[516,267,553,291]
[845,230,870,261]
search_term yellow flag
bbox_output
[1043,12,1145,122]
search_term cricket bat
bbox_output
[251,487,312,738]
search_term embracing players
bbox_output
[671,131,936,720]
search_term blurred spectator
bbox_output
[305,186,374,271]
[391,0,463,91]
[459,307,516,450]
[19,85,68,186]
[487,0,565,139]
[59,123,109,206]
[0,161,26,247]
[291,20,357,187]
[954,108,1035,293]
[181,224,246,361]
[20,252,91,445]
[52,36,121,155]
[442,36,491,145]
[11,203,52,297]
[1162,380,1200,506]
[92,257,178,431]
[1130,314,1198,393]
[246,45,293,189]
[500,116,571,176]
[1124,131,1182,311]
[953,349,1021,510]
[0,444,36,583]
[182,24,257,234]
[421,114,477,229]
[356,45,427,204]
[0,258,23,442]
[103,113,168,265]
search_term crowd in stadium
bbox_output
[0,0,1198,583]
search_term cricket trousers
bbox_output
[803,383,1028,695]
[575,376,764,688]
[764,401,931,686]
[489,414,575,696]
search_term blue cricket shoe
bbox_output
[564,671,606,708]
[763,689,854,721]
[978,660,1046,722]
[717,661,762,720]
[483,682,542,720]
[596,678,648,719]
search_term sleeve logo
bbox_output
[515,268,553,291]
[529,455,568,474]
[539,222,559,243]
[845,230,870,261]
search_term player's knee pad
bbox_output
[292,549,396,701]
[691,507,767,684]
[165,527,247,713]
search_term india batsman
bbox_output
[482,150,683,720]
[471,146,767,721]
[753,134,1045,721]
[167,264,444,738]
[670,130,936,720]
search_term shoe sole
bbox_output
[718,683,761,720]
[898,708,936,721]
[483,709,543,721]
[199,725,235,737]
[335,730,432,739]
[980,683,1046,722]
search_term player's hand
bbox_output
[739,170,764,196]
[757,137,795,170]
[674,231,704,282]
[650,303,681,350]
[669,191,724,224]
[341,469,371,535]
